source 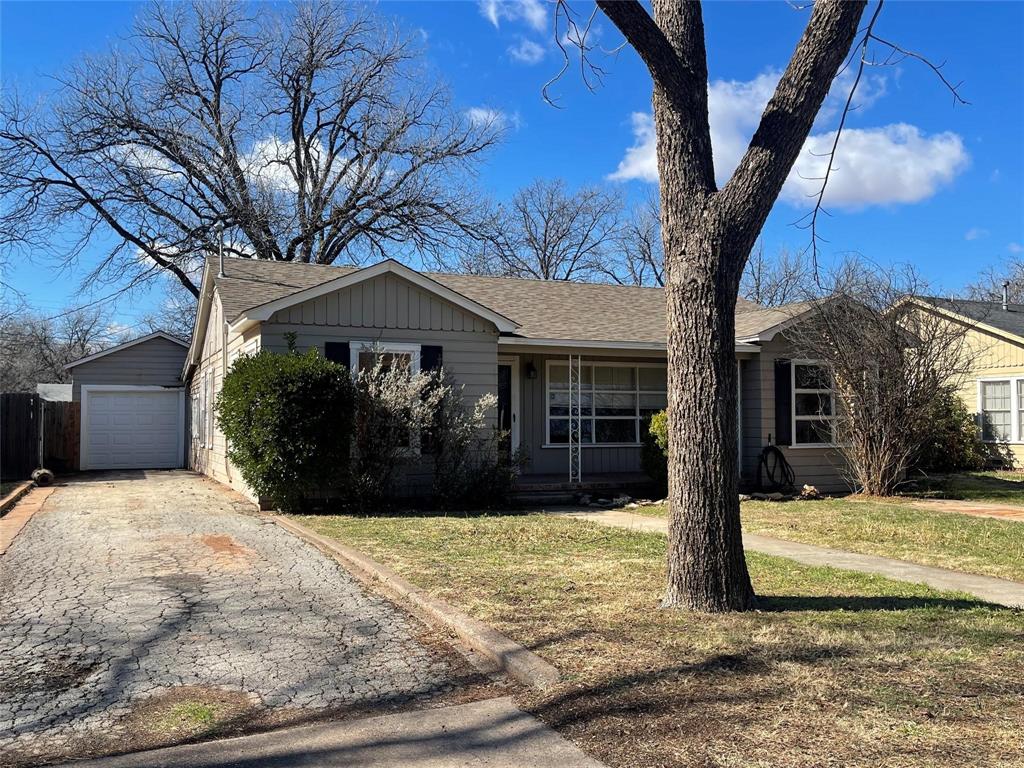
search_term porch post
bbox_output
[568,354,582,484]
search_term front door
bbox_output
[497,357,520,454]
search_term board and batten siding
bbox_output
[71,336,186,401]
[750,335,851,493]
[258,272,500,494]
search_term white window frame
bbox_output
[350,341,424,455]
[349,341,422,376]
[791,360,838,448]
[977,376,1024,443]
[543,360,667,448]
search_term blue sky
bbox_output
[2,0,1022,330]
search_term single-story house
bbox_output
[908,295,1024,467]
[180,256,850,501]
[64,331,189,470]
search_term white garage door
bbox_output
[82,388,183,470]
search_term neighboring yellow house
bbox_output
[911,296,1024,467]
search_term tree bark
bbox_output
[598,0,867,611]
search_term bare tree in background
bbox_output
[967,258,1024,304]
[787,260,973,496]
[454,178,622,281]
[0,308,120,392]
[741,246,814,307]
[605,193,664,287]
[0,1,499,298]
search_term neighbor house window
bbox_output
[546,362,667,446]
[792,362,837,446]
[980,380,1012,442]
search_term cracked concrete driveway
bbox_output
[0,471,494,765]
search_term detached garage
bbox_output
[66,332,189,470]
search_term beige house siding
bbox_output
[951,323,1024,467]
[71,336,186,401]
[189,294,261,498]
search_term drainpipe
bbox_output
[216,222,225,278]
[1003,281,1010,312]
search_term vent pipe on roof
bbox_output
[215,222,225,278]
[1003,280,1010,312]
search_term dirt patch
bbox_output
[201,533,249,556]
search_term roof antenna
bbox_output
[215,222,225,278]
[1002,280,1010,312]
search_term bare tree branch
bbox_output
[0,1,500,298]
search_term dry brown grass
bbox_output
[301,512,1024,768]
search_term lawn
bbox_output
[298,512,1024,768]
[905,470,1024,504]
[0,482,21,498]
[634,487,1024,583]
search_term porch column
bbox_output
[568,353,583,484]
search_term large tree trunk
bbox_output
[596,0,867,611]
[661,217,753,611]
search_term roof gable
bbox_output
[911,296,1024,346]
[237,259,519,333]
[65,331,188,370]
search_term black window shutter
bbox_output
[421,345,443,372]
[774,359,792,446]
[324,342,350,368]
[420,346,443,454]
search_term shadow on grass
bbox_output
[757,594,997,612]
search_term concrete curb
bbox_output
[272,514,561,690]
[0,486,55,555]
[0,480,34,516]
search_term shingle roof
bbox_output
[915,296,1024,340]
[209,256,795,344]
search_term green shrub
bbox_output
[216,349,354,511]
[641,410,668,495]
[913,390,989,474]
[429,379,522,509]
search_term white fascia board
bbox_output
[498,336,760,354]
[903,297,1024,348]
[65,331,188,370]
[236,259,520,333]
[180,262,216,380]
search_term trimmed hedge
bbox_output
[216,349,354,511]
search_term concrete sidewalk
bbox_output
[550,508,1024,609]
[61,697,605,768]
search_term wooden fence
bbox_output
[42,401,80,474]
[1,394,80,480]
[1,393,39,481]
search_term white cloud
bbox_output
[608,113,658,183]
[1009,242,1023,254]
[478,0,547,32]
[508,37,545,64]
[465,107,519,131]
[609,70,968,210]
[965,227,990,241]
